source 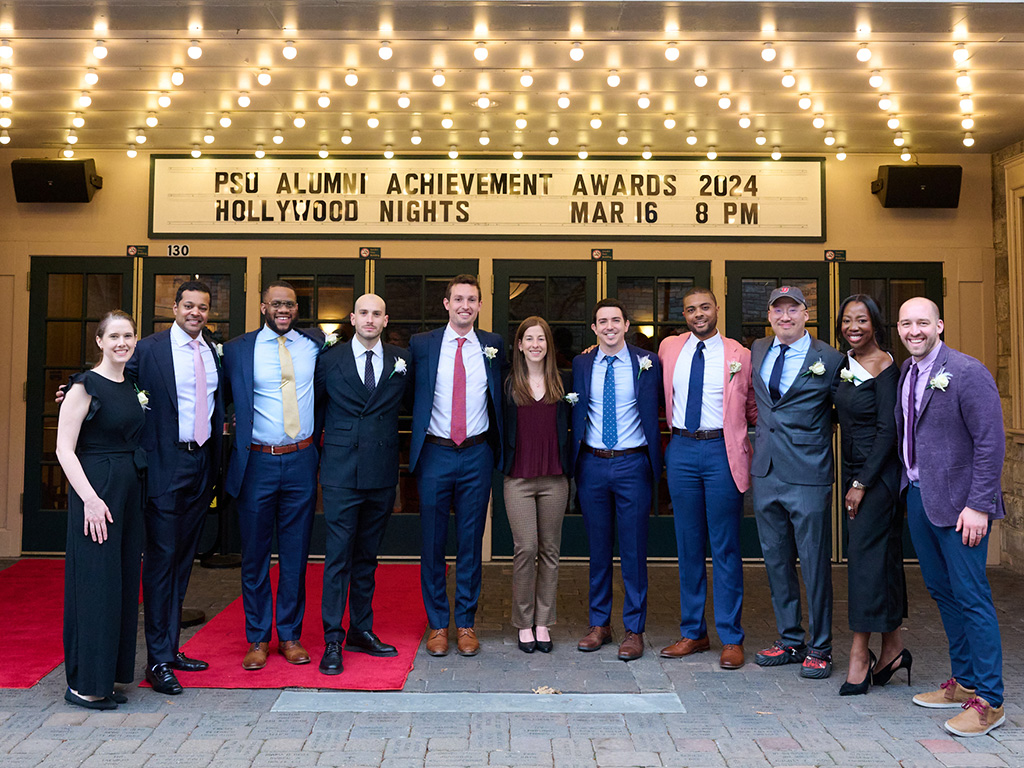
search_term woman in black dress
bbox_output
[56,310,146,709]
[833,295,909,696]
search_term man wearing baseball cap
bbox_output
[749,286,844,678]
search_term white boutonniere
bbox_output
[322,333,339,351]
[483,346,498,363]
[728,360,742,381]
[134,385,150,411]
[839,368,860,385]
[802,358,826,377]
[637,355,652,379]
[389,357,408,378]
[214,343,224,358]
[565,392,579,405]
[928,368,952,391]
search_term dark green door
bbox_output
[23,256,135,553]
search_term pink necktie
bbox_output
[191,339,210,445]
[451,337,467,445]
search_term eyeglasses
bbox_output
[770,305,805,317]
[267,300,297,309]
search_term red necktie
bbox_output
[451,337,467,445]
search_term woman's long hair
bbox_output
[508,316,565,406]
[835,294,888,351]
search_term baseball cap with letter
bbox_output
[768,285,807,308]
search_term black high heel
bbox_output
[872,649,913,687]
[839,650,876,696]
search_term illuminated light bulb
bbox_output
[798,93,811,110]
[474,42,488,61]
[664,116,676,129]
[341,129,352,144]
[293,114,305,128]
[694,70,708,87]
[781,71,796,88]
[282,41,297,60]
[93,40,107,59]
[957,71,971,90]
[273,129,284,144]
[570,42,584,61]
[869,70,883,88]
[144,112,157,127]
[367,114,379,128]
[824,130,836,146]
[963,132,974,147]
[79,91,92,108]
[706,147,717,160]
[170,68,184,86]
[134,128,146,143]
[901,147,911,161]
[718,93,731,109]
[157,92,171,108]
[638,93,650,109]
[836,147,847,161]
[962,115,975,130]
[856,43,872,62]
[191,144,201,158]
[433,70,446,87]
[641,146,652,160]
[0,40,12,59]
[448,145,458,159]
[237,92,251,108]
[398,93,410,108]
[257,69,271,86]
[0,93,9,110]
[893,131,904,146]
[254,144,265,158]
[617,130,628,145]
[520,70,533,87]
[578,146,588,159]
[72,113,86,128]
[187,40,202,60]
[513,146,523,159]
[411,130,422,145]
[66,129,78,144]
[318,92,331,108]
[516,114,527,129]
[479,131,489,145]
[548,131,559,146]
[378,41,393,60]
[954,43,969,63]
[665,42,679,61]
[686,130,697,145]
[607,70,621,87]
[383,145,394,159]
[762,42,777,62]
[0,113,10,128]
[590,115,602,129]
[319,145,329,158]
[812,114,825,129]
[83,68,98,86]
[477,93,490,109]
[755,130,766,145]
[203,130,215,144]
[62,144,74,158]
[959,94,973,112]
[738,114,751,129]
[878,93,892,110]
[126,143,137,158]
[771,146,782,160]
[0,129,9,145]
[441,114,454,129]
[558,93,570,109]
[887,115,900,129]
[220,113,232,128]
[0,69,9,90]
[345,70,358,86]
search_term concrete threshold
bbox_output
[273,691,686,714]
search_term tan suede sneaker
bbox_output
[912,678,976,708]
[944,696,1006,737]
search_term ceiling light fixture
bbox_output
[761,42,777,62]
[398,93,410,108]
[878,93,892,110]
[824,130,836,146]
[378,41,393,60]
[520,70,534,87]
[963,132,975,147]
[442,114,454,129]
[694,70,708,87]
[479,131,490,145]
[961,115,975,130]
[665,42,679,61]
[0,40,13,59]
[367,114,379,128]
[590,115,602,129]
[433,70,446,87]
[869,70,883,88]
[319,145,330,158]
[345,70,358,86]
[293,114,305,128]
[473,42,488,61]
[79,91,92,107]
[477,93,490,109]
[954,43,969,63]
[0,70,9,90]
[638,93,650,109]
[960,94,974,112]
[516,114,527,129]
[513,146,523,159]
[191,144,201,158]
[383,145,394,159]
[558,93,570,109]
[548,131,559,146]
[273,129,284,144]
[170,68,184,86]
[282,41,297,60]
[449,145,459,159]
[738,114,751,129]
[257,69,271,86]
[887,115,900,129]
[146,112,158,127]
[856,43,872,62]
[83,68,98,86]
[126,143,137,158]
[62,144,74,158]
[93,40,107,59]
[578,146,588,159]
[798,93,812,110]
[0,113,11,128]
[642,146,653,160]
[187,40,202,60]
[570,42,584,61]
[893,131,905,146]
[318,92,331,108]
[664,116,676,129]
[686,130,697,145]
[66,129,78,144]
[781,70,796,88]
[812,114,825,129]
[901,147,912,161]
[755,130,766,145]
[771,146,782,160]
[237,92,251,108]
[956,71,972,90]
[341,129,352,144]
[707,147,718,160]
[203,129,215,144]
[219,112,232,128]
[836,147,847,161]
[607,70,620,87]
[72,113,85,128]
[254,144,265,158]
[617,130,628,145]
[718,93,731,109]
[411,130,422,145]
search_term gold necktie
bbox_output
[278,335,300,439]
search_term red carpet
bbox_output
[171,563,426,690]
[0,559,66,688]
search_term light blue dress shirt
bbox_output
[759,331,811,399]
[585,346,645,450]
[252,325,318,445]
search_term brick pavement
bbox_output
[1,559,1021,767]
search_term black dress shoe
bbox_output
[518,637,536,653]
[171,651,209,672]
[535,639,553,653]
[108,690,128,704]
[65,688,117,710]
[345,629,398,657]
[319,641,344,675]
[145,663,184,695]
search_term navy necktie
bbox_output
[364,349,376,393]
[768,344,790,403]
[906,363,919,466]
[684,341,705,432]
[602,356,618,449]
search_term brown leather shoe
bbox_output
[660,636,711,658]
[577,625,613,652]
[278,640,311,665]
[456,627,480,656]
[426,628,449,657]
[720,644,745,669]
[617,630,645,661]
[242,642,269,670]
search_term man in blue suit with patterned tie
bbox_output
[572,298,662,661]
[409,275,504,658]
[221,281,324,671]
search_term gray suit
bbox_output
[751,335,843,654]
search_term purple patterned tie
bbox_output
[906,363,919,467]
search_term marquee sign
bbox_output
[149,155,826,241]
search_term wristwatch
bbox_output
[851,480,868,490]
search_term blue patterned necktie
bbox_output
[684,341,705,432]
[602,355,618,449]
[364,349,375,393]
[769,344,790,403]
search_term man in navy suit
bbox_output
[896,297,1006,737]
[221,281,324,671]
[409,274,504,657]
[572,298,662,661]
[128,281,222,696]
[314,293,411,675]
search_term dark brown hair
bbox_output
[682,286,718,305]
[591,297,628,325]
[445,274,481,300]
[508,316,565,406]
[96,309,137,338]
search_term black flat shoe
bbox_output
[839,651,876,697]
[872,648,913,687]
[319,641,343,675]
[535,639,553,653]
[345,630,398,657]
[518,636,536,653]
[65,688,117,710]
[145,663,184,695]
[171,651,209,672]
[108,690,128,704]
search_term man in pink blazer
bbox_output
[657,288,757,669]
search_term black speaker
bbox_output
[871,165,961,208]
[11,158,103,202]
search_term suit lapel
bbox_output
[241,331,257,410]
[427,327,443,398]
[157,331,179,414]
[917,344,949,420]
[339,341,370,406]
[629,346,641,399]
[721,339,734,411]
[750,339,771,400]
[580,350,596,412]
[364,344,396,408]
[475,330,500,405]
[776,335,816,404]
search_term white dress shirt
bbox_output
[252,325,318,445]
[169,321,218,444]
[352,337,384,387]
[672,331,725,430]
[429,324,490,439]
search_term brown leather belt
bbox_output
[425,433,488,449]
[671,428,724,440]
[250,436,315,455]
[582,444,647,459]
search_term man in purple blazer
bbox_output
[896,297,1006,738]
